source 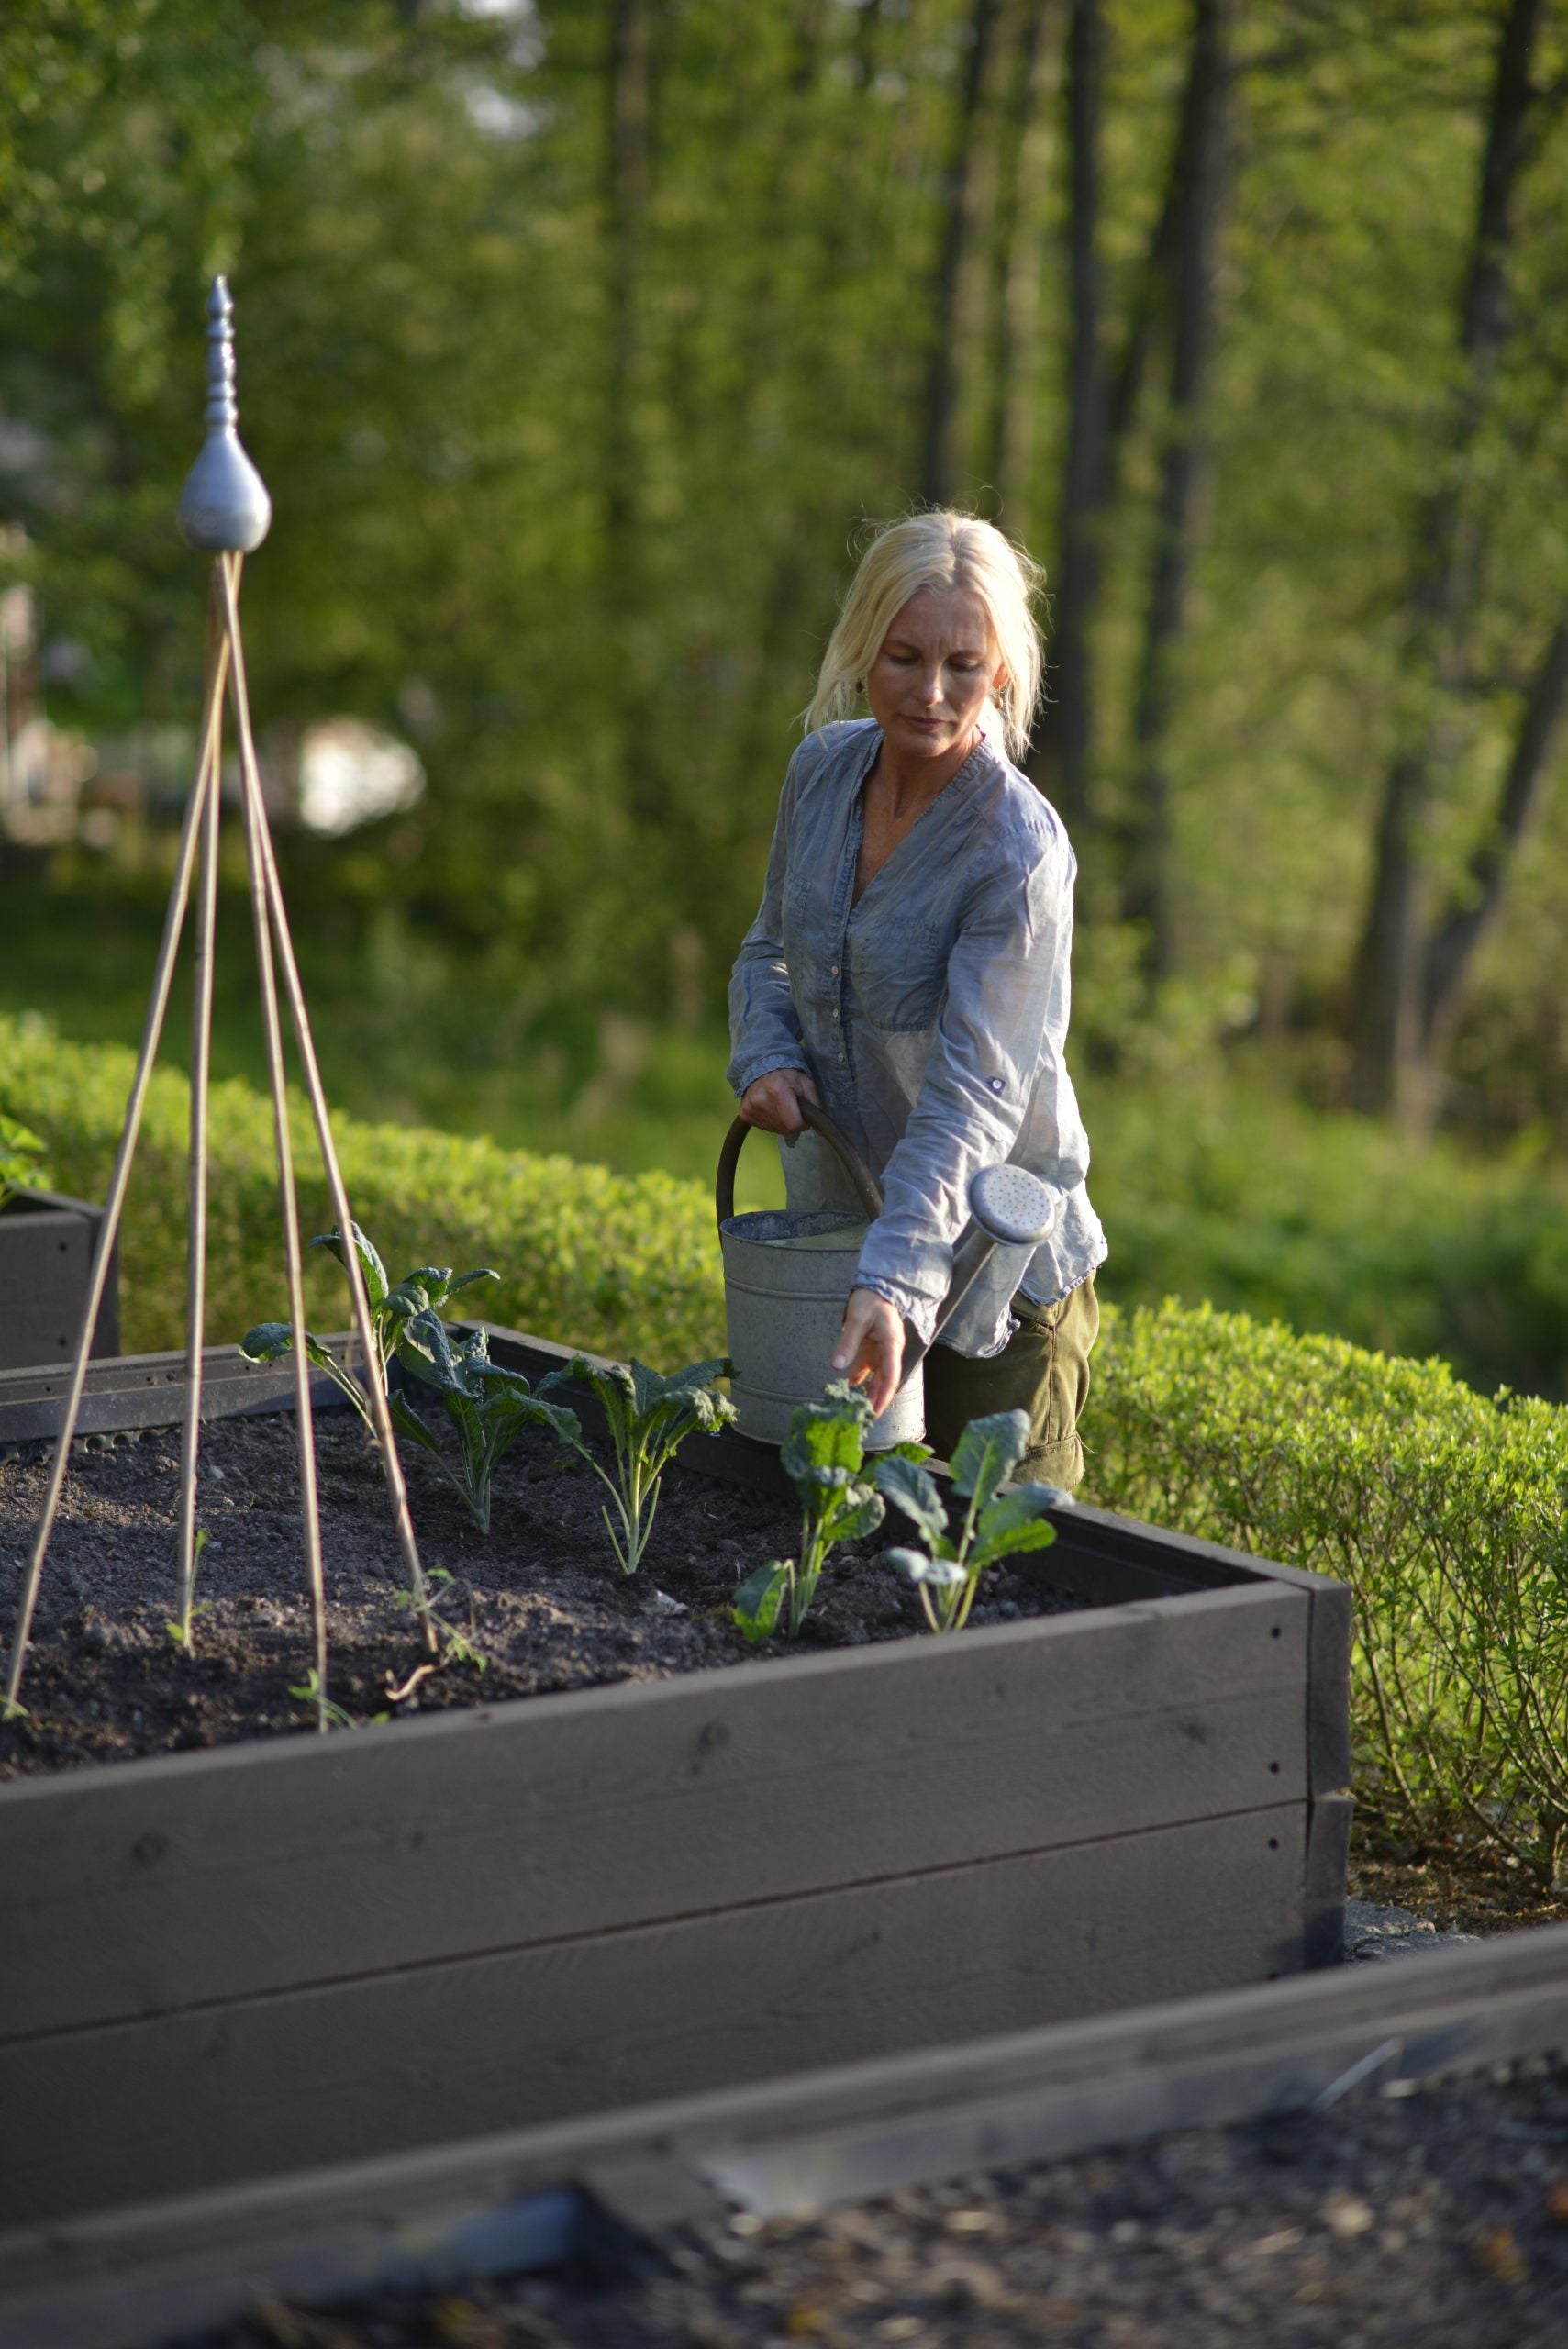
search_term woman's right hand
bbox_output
[739,1067,820,1135]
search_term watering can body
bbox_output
[715,1104,1059,1449]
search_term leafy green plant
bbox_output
[239,1224,500,1434]
[166,1528,211,1650]
[392,1315,579,1533]
[390,1565,486,1675]
[562,1354,737,1574]
[287,1667,358,1731]
[0,1113,50,1209]
[874,1410,1068,1634]
[734,1381,925,1643]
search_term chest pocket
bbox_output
[848,911,950,1034]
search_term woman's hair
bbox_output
[804,509,1047,763]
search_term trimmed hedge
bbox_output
[0,1017,727,1367]
[1093,1298,1568,1882]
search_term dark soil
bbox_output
[0,1407,1081,1777]
[186,2046,1568,2347]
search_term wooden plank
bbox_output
[1302,1790,1352,1970]
[6,1920,1568,2349]
[0,1193,118,1372]
[0,1581,1311,2041]
[0,1341,356,1444]
[1307,1576,1354,1795]
[0,1802,1308,2229]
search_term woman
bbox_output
[727,510,1106,1487]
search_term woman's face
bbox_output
[865,587,1005,763]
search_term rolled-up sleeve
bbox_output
[854,832,1081,1344]
[727,745,814,1098]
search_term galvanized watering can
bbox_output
[715,1101,1061,1449]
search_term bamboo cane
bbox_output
[2,629,232,1717]
[214,557,434,1648]
[174,583,226,1646]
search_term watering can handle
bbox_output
[716,1098,884,1231]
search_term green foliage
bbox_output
[165,1527,209,1651]
[734,1382,923,1644]
[0,1114,50,1210]
[1093,1299,1568,1884]
[0,1017,728,1366]
[240,1223,500,1436]
[875,1412,1067,1635]
[392,1319,578,1537]
[562,1353,736,1575]
[1082,1057,1568,1402]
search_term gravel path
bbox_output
[191,2030,1568,2347]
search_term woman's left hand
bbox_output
[831,1287,906,1419]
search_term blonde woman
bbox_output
[727,509,1106,1486]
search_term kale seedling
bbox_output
[392,1313,579,1533]
[874,1408,1069,1633]
[734,1380,925,1642]
[240,1223,500,1435]
[562,1354,737,1575]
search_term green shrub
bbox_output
[1084,1074,1568,1402]
[1092,1298,1568,1881]
[0,1015,726,1365]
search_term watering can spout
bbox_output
[901,1163,1062,1384]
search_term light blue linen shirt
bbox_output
[727,718,1106,1358]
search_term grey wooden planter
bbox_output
[0,1326,1351,2233]
[0,1187,119,1371]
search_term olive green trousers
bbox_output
[919,1273,1100,1492]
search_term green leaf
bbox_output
[239,1321,295,1364]
[783,1404,867,1482]
[239,1323,340,1378]
[389,1386,446,1460]
[970,1516,1057,1570]
[311,1223,389,1308]
[949,1410,1030,1508]
[831,1486,886,1544]
[872,1453,947,1543]
[443,1267,499,1298]
[887,1548,966,1588]
[733,1559,792,1643]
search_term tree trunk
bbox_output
[1345,0,1542,1115]
[919,0,1003,507]
[1421,609,1568,1062]
[604,0,651,598]
[1120,0,1232,977]
[980,0,1058,536]
[1039,0,1105,829]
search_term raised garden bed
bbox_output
[0,1323,1351,2233]
[0,1186,119,1371]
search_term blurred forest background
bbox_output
[5,0,1568,1395]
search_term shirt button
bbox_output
[829,963,840,976]
[989,1077,1006,1095]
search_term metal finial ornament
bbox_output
[176,276,272,553]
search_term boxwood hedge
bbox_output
[0,1016,728,1369]
[1094,1298,1568,1883]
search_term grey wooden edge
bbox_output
[4,1920,1566,2349]
[0,1189,120,1364]
[0,1337,361,1443]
